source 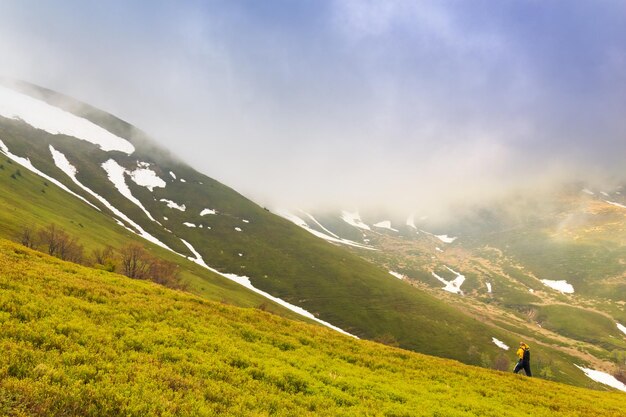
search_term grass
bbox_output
[1,239,625,416]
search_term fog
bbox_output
[1,1,624,217]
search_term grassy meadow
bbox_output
[1,240,625,416]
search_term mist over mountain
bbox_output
[1,1,625,215]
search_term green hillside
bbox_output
[1,240,624,416]
[0,80,524,367]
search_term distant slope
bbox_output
[1,240,624,417]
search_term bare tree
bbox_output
[38,223,61,255]
[19,226,37,249]
[120,243,151,279]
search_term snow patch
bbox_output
[180,178,186,183]
[541,279,574,294]
[420,229,458,243]
[373,220,398,232]
[0,140,100,211]
[492,337,509,350]
[129,166,166,191]
[169,171,176,179]
[300,211,341,238]
[582,188,595,195]
[600,191,609,197]
[235,227,242,232]
[406,214,416,229]
[435,247,443,253]
[183,222,196,228]
[606,200,626,209]
[341,211,371,230]
[617,323,626,336]
[388,271,405,280]
[486,282,492,293]
[0,85,134,153]
[102,159,157,222]
[278,210,376,250]
[242,219,250,223]
[575,365,626,392]
[160,199,186,211]
[200,208,217,216]
[431,266,466,294]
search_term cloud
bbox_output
[0,1,624,216]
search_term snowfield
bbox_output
[341,211,371,230]
[491,337,509,350]
[200,208,217,216]
[575,365,626,392]
[373,220,398,232]
[540,279,574,294]
[617,323,626,336]
[129,165,166,191]
[0,85,134,154]
[160,199,186,211]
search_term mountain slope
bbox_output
[1,240,624,416]
[0,80,520,367]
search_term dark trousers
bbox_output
[513,360,532,376]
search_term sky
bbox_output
[0,0,625,215]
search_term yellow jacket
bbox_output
[517,343,529,360]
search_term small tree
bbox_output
[38,224,61,256]
[19,226,37,249]
[120,243,151,279]
[92,246,116,272]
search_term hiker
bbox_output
[513,342,532,376]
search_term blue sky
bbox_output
[1,1,624,212]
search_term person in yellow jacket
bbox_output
[513,342,532,376]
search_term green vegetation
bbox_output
[1,240,624,416]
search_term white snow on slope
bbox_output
[617,323,626,336]
[178,238,357,338]
[582,188,595,195]
[278,210,376,250]
[389,271,405,280]
[169,171,176,179]
[486,282,492,293]
[436,234,457,243]
[606,200,626,209]
[129,166,166,191]
[235,227,242,232]
[435,247,443,253]
[373,220,399,232]
[575,365,626,392]
[161,199,186,211]
[0,139,100,210]
[541,279,574,294]
[183,222,196,228]
[431,266,466,294]
[420,229,458,243]
[200,208,216,216]
[48,146,172,250]
[492,337,509,350]
[0,85,134,154]
[180,178,186,183]
[600,191,609,197]
[406,214,416,229]
[300,211,341,239]
[102,159,157,222]
[341,211,371,230]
